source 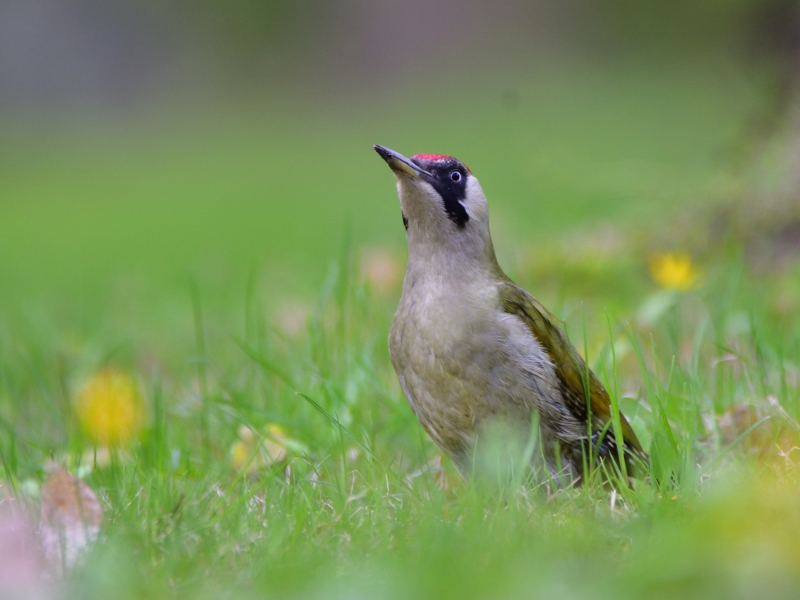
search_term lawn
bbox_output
[2,56,800,599]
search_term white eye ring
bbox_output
[450,171,462,182]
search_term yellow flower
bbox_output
[648,252,699,291]
[75,370,144,448]
[230,424,289,475]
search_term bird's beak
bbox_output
[374,145,432,179]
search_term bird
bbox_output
[374,144,647,486]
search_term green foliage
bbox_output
[597,0,790,52]
[4,237,800,599]
[0,58,770,301]
[2,60,800,598]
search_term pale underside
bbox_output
[390,265,587,482]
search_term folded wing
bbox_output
[498,281,647,474]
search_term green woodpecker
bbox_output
[374,144,646,484]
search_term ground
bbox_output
[1,56,800,599]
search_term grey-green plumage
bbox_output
[375,145,645,483]
[498,280,645,474]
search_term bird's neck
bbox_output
[404,232,505,289]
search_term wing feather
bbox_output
[498,281,646,464]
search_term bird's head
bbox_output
[374,145,496,264]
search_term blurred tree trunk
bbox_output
[741,0,800,270]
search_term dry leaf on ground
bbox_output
[40,463,103,576]
[359,248,401,297]
[715,402,799,462]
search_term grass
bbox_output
[24,252,800,600]
[3,57,800,598]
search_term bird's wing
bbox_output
[498,281,645,460]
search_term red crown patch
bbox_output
[411,154,452,161]
[411,153,471,173]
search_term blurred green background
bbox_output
[0,0,792,306]
[4,3,800,599]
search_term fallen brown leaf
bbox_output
[717,404,761,447]
[715,403,799,465]
[40,463,103,576]
[359,248,401,297]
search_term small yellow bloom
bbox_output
[649,252,699,291]
[230,424,289,475]
[75,370,144,448]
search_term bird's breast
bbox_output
[390,273,498,368]
[388,273,552,459]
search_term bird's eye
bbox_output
[450,171,462,182]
